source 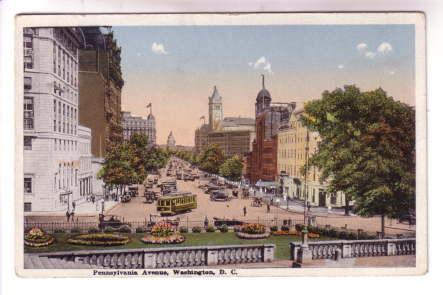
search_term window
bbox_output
[24,136,32,150]
[24,203,32,212]
[24,177,32,193]
[24,97,34,129]
[24,77,32,90]
[24,56,33,69]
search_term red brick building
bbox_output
[246,75,296,184]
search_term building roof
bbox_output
[221,117,255,127]
[256,74,272,101]
[209,86,222,102]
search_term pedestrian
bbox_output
[267,203,270,213]
[66,210,70,222]
[91,195,95,204]
[204,216,209,229]
[101,198,105,215]
[70,209,75,223]
[243,206,247,217]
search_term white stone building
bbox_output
[122,111,156,145]
[23,27,98,212]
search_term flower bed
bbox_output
[141,221,185,245]
[271,230,299,236]
[67,233,130,246]
[235,223,270,239]
[24,228,55,247]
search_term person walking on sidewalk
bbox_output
[243,206,247,217]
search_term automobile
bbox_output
[210,190,230,201]
[183,174,194,181]
[98,214,130,230]
[144,190,157,203]
[204,184,222,194]
[128,185,139,197]
[121,192,132,203]
[213,217,244,228]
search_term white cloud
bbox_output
[337,64,344,70]
[151,42,168,55]
[356,43,368,52]
[389,70,396,75]
[377,42,393,55]
[249,56,273,74]
[364,51,376,59]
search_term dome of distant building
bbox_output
[167,131,176,148]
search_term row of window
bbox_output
[54,138,77,152]
[53,41,78,87]
[53,99,77,135]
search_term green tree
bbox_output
[301,85,415,236]
[198,144,225,174]
[219,155,244,181]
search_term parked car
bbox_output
[213,217,244,228]
[210,190,230,201]
[204,184,222,194]
[98,214,130,230]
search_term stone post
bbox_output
[296,228,312,264]
[207,249,218,266]
[144,252,157,268]
[342,243,352,258]
[387,241,397,256]
[263,244,275,262]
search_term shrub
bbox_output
[53,228,66,234]
[347,232,357,240]
[179,226,188,233]
[87,227,100,234]
[327,228,338,238]
[295,224,304,232]
[104,226,115,233]
[219,224,229,233]
[281,225,290,231]
[338,231,348,239]
[206,225,215,232]
[233,225,242,233]
[67,233,130,246]
[118,225,132,233]
[192,226,202,233]
[135,227,148,233]
[70,227,81,234]
[270,226,278,232]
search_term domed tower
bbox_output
[208,85,223,131]
[167,131,176,148]
[255,74,272,117]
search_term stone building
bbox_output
[167,131,176,148]
[195,86,256,157]
[121,111,156,145]
[277,109,347,208]
[78,27,124,158]
[246,75,296,184]
[23,27,95,212]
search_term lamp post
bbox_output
[302,128,310,246]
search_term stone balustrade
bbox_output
[290,238,415,262]
[34,244,275,269]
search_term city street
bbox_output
[103,164,415,236]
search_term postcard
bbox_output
[15,12,426,277]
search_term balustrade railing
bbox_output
[290,238,415,261]
[33,244,275,269]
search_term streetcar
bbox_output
[156,192,197,216]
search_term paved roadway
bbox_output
[106,169,415,236]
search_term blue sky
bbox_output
[113,25,415,145]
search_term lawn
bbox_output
[24,232,335,260]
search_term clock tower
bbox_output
[208,86,223,131]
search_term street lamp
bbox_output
[302,128,310,245]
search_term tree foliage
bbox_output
[198,144,225,174]
[301,85,415,223]
[219,155,244,181]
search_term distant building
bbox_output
[195,86,256,157]
[208,86,223,131]
[121,111,156,145]
[277,109,347,208]
[23,27,96,212]
[167,131,176,148]
[78,27,124,158]
[246,75,296,184]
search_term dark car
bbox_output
[210,190,230,201]
[213,217,244,228]
[204,184,222,194]
[183,174,194,182]
[98,214,130,230]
